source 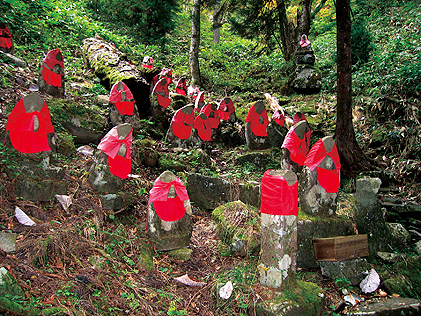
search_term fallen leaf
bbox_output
[174,274,206,287]
[15,206,36,226]
[55,195,72,212]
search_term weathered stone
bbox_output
[186,173,231,210]
[297,215,354,268]
[0,231,17,253]
[138,243,154,271]
[0,51,26,67]
[299,166,338,216]
[245,101,270,150]
[320,258,372,285]
[168,248,192,261]
[255,280,325,316]
[415,241,421,255]
[387,222,410,249]
[97,94,109,105]
[158,153,187,171]
[212,201,260,257]
[267,122,288,149]
[377,251,406,263]
[238,182,261,208]
[0,267,25,297]
[383,256,421,299]
[236,151,272,171]
[16,178,67,202]
[346,298,420,316]
[88,151,124,193]
[355,177,392,258]
[100,193,130,210]
[259,170,298,289]
[148,170,192,251]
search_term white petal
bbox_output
[15,207,36,226]
[219,281,233,300]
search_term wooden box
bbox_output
[313,234,369,261]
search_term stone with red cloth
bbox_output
[152,78,171,109]
[109,81,135,115]
[171,105,195,140]
[41,49,64,87]
[200,103,220,129]
[281,120,311,166]
[194,91,205,111]
[260,169,298,216]
[304,136,341,193]
[175,78,187,95]
[194,113,213,141]
[272,110,285,127]
[246,100,269,137]
[97,124,133,179]
[217,97,235,122]
[6,93,54,154]
[142,56,154,69]
[0,23,14,53]
[293,112,307,125]
[147,170,192,251]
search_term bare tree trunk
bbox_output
[213,0,222,45]
[335,0,371,177]
[190,0,201,85]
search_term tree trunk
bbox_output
[190,0,201,86]
[276,0,312,61]
[335,0,370,177]
[82,37,152,118]
[213,0,222,45]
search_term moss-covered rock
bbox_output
[297,211,354,268]
[56,131,76,157]
[168,247,193,261]
[138,243,154,271]
[158,153,187,171]
[255,280,325,316]
[212,201,260,256]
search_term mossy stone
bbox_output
[168,247,193,261]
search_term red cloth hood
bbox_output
[260,170,298,216]
[153,78,170,109]
[149,177,189,222]
[109,82,134,103]
[176,78,187,95]
[218,99,235,121]
[0,24,12,38]
[304,139,341,172]
[293,112,307,125]
[200,103,220,129]
[43,49,64,69]
[97,127,133,159]
[304,139,341,193]
[272,110,285,127]
[6,97,54,153]
[108,155,131,179]
[246,103,269,137]
[171,109,194,139]
[194,115,213,141]
[281,126,311,166]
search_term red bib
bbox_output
[200,103,220,129]
[6,98,54,154]
[171,109,194,139]
[218,99,235,121]
[194,115,213,141]
[42,66,63,87]
[246,104,269,137]
[149,178,189,222]
[304,139,341,193]
[260,170,298,216]
[281,126,311,166]
[109,82,135,115]
[272,110,285,127]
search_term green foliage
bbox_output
[351,20,374,65]
[85,0,179,45]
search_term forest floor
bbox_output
[0,58,420,316]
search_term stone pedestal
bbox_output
[148,170,192,251]
[258,170,298,289]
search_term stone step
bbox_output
[346,297,420,316]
